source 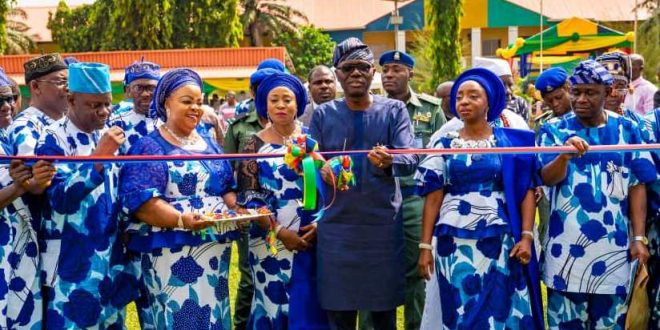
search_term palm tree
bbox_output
[5,8,34,54]
[240,0,308,46]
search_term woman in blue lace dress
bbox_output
[237,72,329,329]
[416,68,544,329]
[119,69,241,330]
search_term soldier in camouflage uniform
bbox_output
[363,50,446,330]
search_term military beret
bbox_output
[535,67,568,96]
[379,50,415,68]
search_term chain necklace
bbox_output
[162,125,200,146]
[270,124,298,146]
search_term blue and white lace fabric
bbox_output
[1,106,59,329]
[119,130,239,329]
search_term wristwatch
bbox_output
[633,236,649,245]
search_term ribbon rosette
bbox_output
[328,156,356,191]
[284,135,326,213]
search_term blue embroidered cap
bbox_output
[124,59,161,86]
[379,50,415,68]
[569,59,613,86]
[535,67,568,96]
[451,67,507,122]
[68,62,112,94]
[255,72,307,119]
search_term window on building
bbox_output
[482,39,501,56]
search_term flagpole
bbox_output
[633,0,638,53]
[539,0,544,73]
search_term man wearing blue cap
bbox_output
[109,59,161,155]
[36,62,138,329]
[538,59,657,329]
[378,50,445,330]
[224,62,283,330]
[310,37,418,330]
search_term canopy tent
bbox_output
[497,17,634,58]
[497,17,634,77]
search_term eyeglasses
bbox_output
[0,95,17,105]
[614,88,628,96]
[36,79,68,88]
[130,84,157,94]
[338,63,373,75]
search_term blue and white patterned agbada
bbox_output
[0,158,42,330]
[0,149,12,330]
[119,131,240,330]
[108,100,160,155]
[8,106,58,156]
[538,112,657,295]
[414,133,534,329]
[36,118,138,329]
[2,106,60,329]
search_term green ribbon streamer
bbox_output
[301,155,317,210]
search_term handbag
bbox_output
[625,263,649,330]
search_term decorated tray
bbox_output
[201,207,273,223]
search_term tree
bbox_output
[637,2,659,80]
[408,30,435,93]
[5,7,34,54]
[425,0,462,89]
[241,0,308,46]
[0,0,11,54]
[103,0,173,50]
[272,25,334,79]
[48,1,110,52]
[48,0,243,52]
[171,0,242,48]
